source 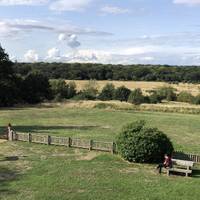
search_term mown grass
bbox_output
[0,141,200,200]
[0,104,200,153]
[0,105,200,200]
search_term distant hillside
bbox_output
[14,62,200,83]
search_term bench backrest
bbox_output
[172,159,194,167]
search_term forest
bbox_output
[14,62,200,83]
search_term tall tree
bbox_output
[0,45,19,106]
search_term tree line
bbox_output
[1,44,200,107]
[14,62,200,83]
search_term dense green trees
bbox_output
[21,72,51,104]
[0,46,20,106]
[14,62,200,83]
[0,45,51,106]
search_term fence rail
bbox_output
[10,132,200,162]
[173,151,200,163]
[14,132,115,153]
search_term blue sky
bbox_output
[1,0,200,65]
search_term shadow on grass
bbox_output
[0,103,55,111]
[0,156,19,162]
[192,169,200,178]
[0,166,19,195]
[0,125,102,134]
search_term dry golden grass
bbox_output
[44,100,200,114]
[65,80,200,95]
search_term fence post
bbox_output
[28,133,32,143]
[12,131,16,141]
[68,137,72,147]
[89,140,93,151]
[47,135,51,145]
[8,129,12,141]
[111,142,116,154]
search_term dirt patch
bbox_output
[77,151,99,161]
[0,139,7,143]
[119,168,139,174]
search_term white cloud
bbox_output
[21,45,200,65]
[173,0,200,5]
[58,33,68,41]
[67,34,81,48]
[46,47,60,60]
[24,50,39,62]
[49,0,93,11]
[101,6,130,14]
[0,0,48,6]
[0,19,54,37]
[141,56,155,61]
[0,19,112,38]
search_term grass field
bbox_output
[0,104,200,200]
[65,80,200,95]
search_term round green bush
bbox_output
[117,121,174,163]
[128,88,145,105]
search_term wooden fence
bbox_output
[9,132,200,163]
[173,151,200,163]
[13,132,116,153]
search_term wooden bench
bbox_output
[167,159,194,177]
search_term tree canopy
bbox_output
[14,62,200,83]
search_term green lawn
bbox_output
[0,141,200,200]
[0,105,200,153]
[0,105,200,200]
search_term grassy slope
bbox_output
[0,105,200,200]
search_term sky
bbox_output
[1,0,200,65]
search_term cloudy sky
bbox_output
[1,0,200,65]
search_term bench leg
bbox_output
[167,170,170,176]
[186,173,188,177]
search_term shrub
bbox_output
[50,80,76,100]
[148,92,163,104]
[73,80,98,100]
[128,88,145,105]
[193,94,200,105]
[156,86,177,101]
[177,91,194,103]
[66,81,77,99]
[117,120,174,163]
[98,83,115,101]
[73,91,96,100]
[114,86,131,102]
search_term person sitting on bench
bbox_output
[157,154,172,174]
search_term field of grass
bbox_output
[0,104,200,153]
[0,105,200,200]
[65,80,200,95]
